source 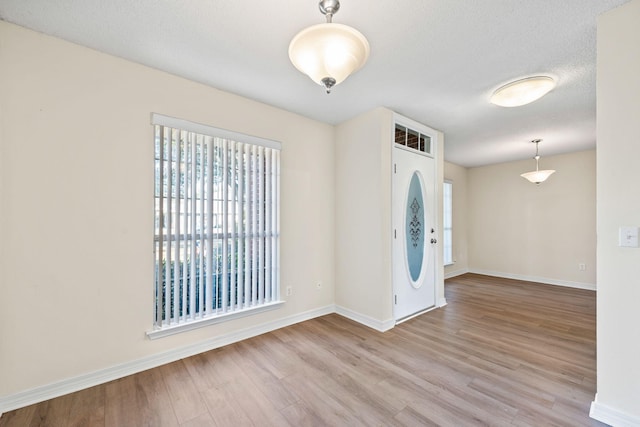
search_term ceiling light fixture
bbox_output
[288,0,370,94]
[521,139,555,184]
[490,76,556,107]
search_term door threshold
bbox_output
[395,305,437,325]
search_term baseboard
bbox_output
[334,305,395,332]
[444,268,469,279]
[590,395,640,427]
[468,269,596,291]
[1,299,450,414]
[0,304,335,414]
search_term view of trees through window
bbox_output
[153,118,280,330]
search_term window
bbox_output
[443,181,453,266]
[395,124,432,155]
[150,114,282,339]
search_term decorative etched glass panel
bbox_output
[405,171,425,283]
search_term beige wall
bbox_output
[467,150,596,288]
[593,0,640,422]
[0,22,335,398]
[335,107,395,324]
[335,109,446,326]
[444,161,469,277]
[1,9,616,413]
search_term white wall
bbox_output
[0,21,335,400]
[467,150,597,289]
[592,0,640,424]
[444,161,469,278]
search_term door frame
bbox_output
[391,115,440,323]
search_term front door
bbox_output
[392,146,436,321]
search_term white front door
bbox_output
[392,146,436,321]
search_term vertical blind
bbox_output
[153,114,280,330]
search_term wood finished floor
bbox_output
[1,273,604,426]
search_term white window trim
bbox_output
[151,113,281,150]
[147,301,284,340]
[149,113,282,339]
[443,180,454,266]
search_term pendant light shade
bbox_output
[521,139,555,184]
[520,169,556,184]
[491,76,556,107]
[289,0,370,93]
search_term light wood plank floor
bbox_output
[1,274,604,426]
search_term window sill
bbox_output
[146,300,285,340]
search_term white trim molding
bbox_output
[0,301,450,414]
[590,394,640,427]
[444,268,469,279]
[335,305,395,332]
[469,269,596,291]
[0,305,334,414]
[151,113,281,150]
[147,301,285,340]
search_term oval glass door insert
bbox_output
[405,171,425,285]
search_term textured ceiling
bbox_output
[0,0,630,167]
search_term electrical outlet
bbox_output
[316,281,322,290]
[286,286,292,296]
[578,263,586,271]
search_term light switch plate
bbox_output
[619,226,639,248]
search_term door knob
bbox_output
[431,238,437,244]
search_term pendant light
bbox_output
[491,76,556,107]
[289,0,370,93]
[521,139,555,184]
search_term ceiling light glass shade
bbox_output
[520,169,556,184]
[289,23,370,92]
[491,76,556,107]
[521,139,555,184]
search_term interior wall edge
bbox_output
[334,305,395,332]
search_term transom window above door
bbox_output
[395,124,432,156]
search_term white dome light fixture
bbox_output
[289,0,370,94]
[491,76,556,107]
[521,139,556,184]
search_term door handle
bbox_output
[431,238,437,244]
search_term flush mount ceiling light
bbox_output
[490,76,556,107]
[288,0,370,94]
[521,139,556,184]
